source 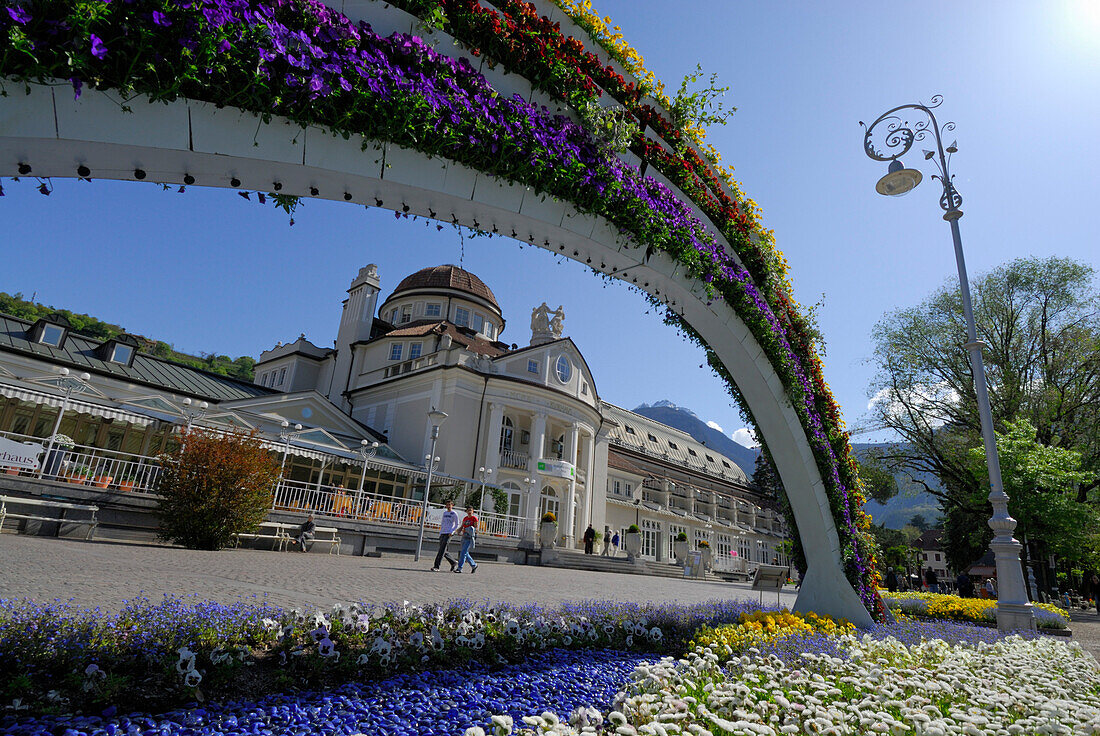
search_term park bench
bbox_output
[0,494,98,539]
[232,521,294,551]
[285,525,341,555]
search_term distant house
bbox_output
[916,529,951,583]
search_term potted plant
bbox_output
[44,434,75,478]
[623,523,643,561]
[698,539,713,571]
[117,470,138,492]
[67,465,91,484]
[92,463,114,488]
[673,531,690,564]
[540,511,558,549]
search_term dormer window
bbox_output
[668,441,679,450]
[624,426,636,435]
[111,343,134,365]
[425,303,441,317]
[455,307,470,328]
[97,333,140,367]
[471,313,484,334]
[28,314,71,348]
[399,305,412,324]
[688,448,698,457]
[705,454,715,463]
[647,433,658,442]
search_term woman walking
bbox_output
[454,505,479,573]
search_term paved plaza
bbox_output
[2,535,797,613]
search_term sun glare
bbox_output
[1065,0,1100,52]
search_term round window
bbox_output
[555,355,572,383]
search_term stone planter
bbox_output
[699,548,713,571]
[673,540,690,564]
[623,531,642,561]
[540,522,558,549]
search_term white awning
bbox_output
[0,382,155,427]
[260,438,428,480]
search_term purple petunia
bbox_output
[6,4,30,23]
[70,76,82,100]
[152,10,171,26]
[89,33,107,59]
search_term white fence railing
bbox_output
[270,478,525,538]
[0,430,161,494]
[1,431,525,540]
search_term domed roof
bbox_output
[390,265,499,310]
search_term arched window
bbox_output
[539,486,559,519]
[500,416,514,452]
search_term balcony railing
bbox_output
[0,430,524,539]
[1,430,161,494]
[271,478,524,538]
[498,448,529,470]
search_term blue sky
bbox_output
[3,1,1098,449]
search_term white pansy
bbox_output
[175,647,197,675]
[183,669,202,688]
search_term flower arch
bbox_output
[0,0,882,623]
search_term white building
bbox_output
[0,263,788,569]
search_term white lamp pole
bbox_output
[181,397,209,432]
[38,368,91,479]
[476,465,493,515]
[414,408,448,562]
[862,96,1035,631]
[279,420,304,477]
[355,439,380,517]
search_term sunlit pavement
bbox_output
[2,534,798,613]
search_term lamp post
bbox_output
[861,96,1034,631]
[476,466,493,515]
[355,439,380,517]
[38,368,91,479]
[279,420,305,477]
[414,407,448,562]
[181,397,209,432]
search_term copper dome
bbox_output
[389,265,499,310]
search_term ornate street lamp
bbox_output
[278,420,305,477]
[181,397,209,432]
[414,407,448,562]
[354,439,380,517]
[861,96,1035,631]
[476,465,493,515]
[37,368,92,479]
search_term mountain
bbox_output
[852,444,943,529]
[631,401,759,476]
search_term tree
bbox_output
[752,452,785,505]
[908,514,932,532]
[867,256,1100,565]
[965,418,1097,592]
[855,452,898,504]
[155,429,282,550]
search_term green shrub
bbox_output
[675,532,688,542]
[627,524,640,533]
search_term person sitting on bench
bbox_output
[294,514,316,552]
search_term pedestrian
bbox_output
[885,568,898,593]
[583,524,596,554]
[956,571,974,598]
[610,531,620,557]
[454,505,479,573]
[431,500,459,572]
[294,514,315,553]
[924,567,939,594]
[1092,574,1100,612]
[985,577,998,599]
[601,526,612,556]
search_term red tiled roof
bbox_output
[379,320,506,358]
[391,265,499,310]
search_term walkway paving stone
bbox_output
[2,535,797,612]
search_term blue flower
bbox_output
[89,33,107,59]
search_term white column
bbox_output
[524,412,548,539]
[583,429,597,532]
[485,402,505,471]
[562,422,580,547]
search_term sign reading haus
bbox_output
[0,435,43,470]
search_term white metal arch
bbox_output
[0,80,873,625]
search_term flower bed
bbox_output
[508,620,1098,736]
[883,591,1071,630]
[0,595,771,715]
[0,0,880,613]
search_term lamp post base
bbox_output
[990,532,1036,632]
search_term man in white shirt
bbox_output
[432,500,460,572]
